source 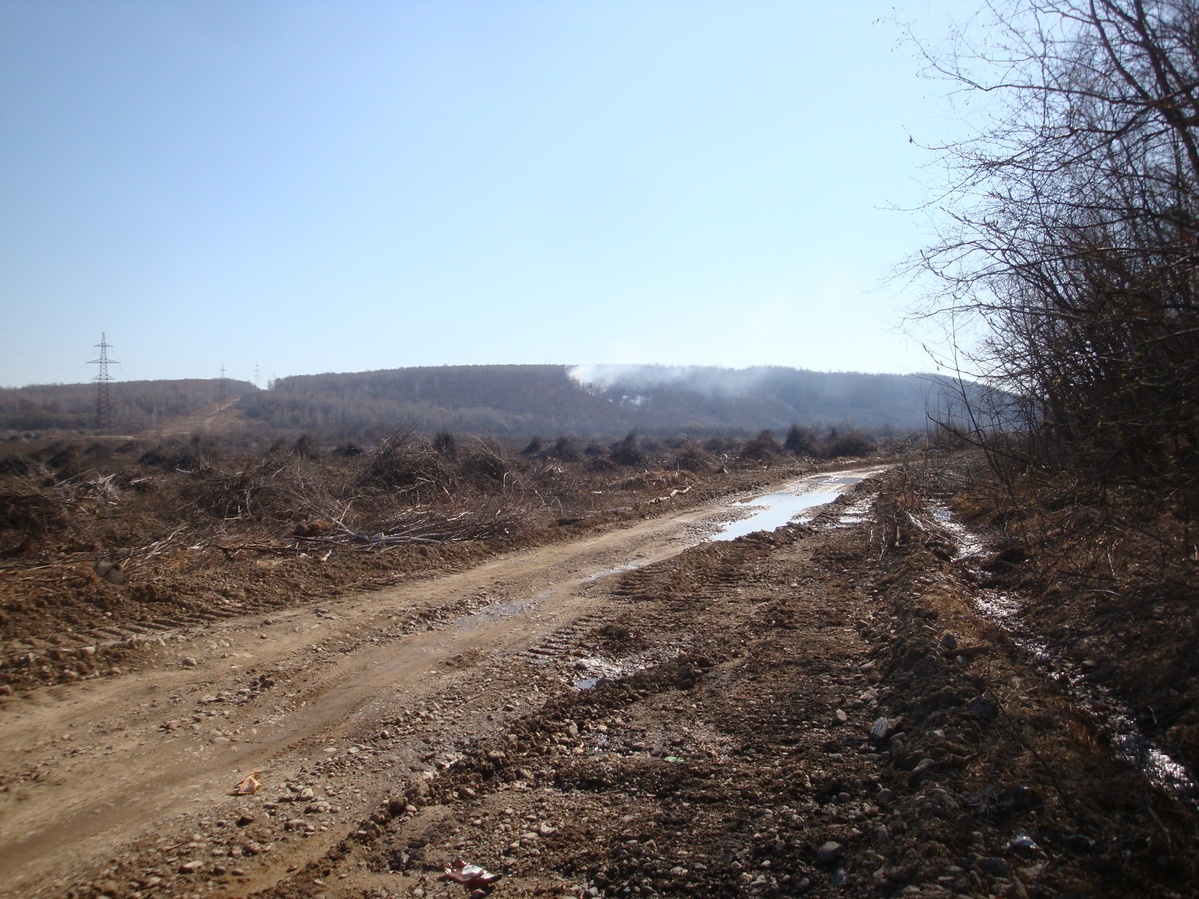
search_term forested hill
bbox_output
[235,364,959,439]
[0,365,969,439]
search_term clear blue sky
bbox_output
[0,1,971,388]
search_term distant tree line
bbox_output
[1,365,980,444]
[0,379,256,434]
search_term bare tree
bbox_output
[914,0,1199,516]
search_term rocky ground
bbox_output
[2,461,1197,898]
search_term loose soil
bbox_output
[1,463,1197,899]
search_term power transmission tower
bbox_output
[254,362,261,389]
[89,333,118,431]
[219,365,227,402]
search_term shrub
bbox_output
[783,424,818,457]
[433,431,459,459]
[609,431,645,467]
[547,435,579,463]
[740,429,782,461]
[824,428,874,459]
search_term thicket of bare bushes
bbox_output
[915,0,1199,562]
[0,427,884,685]
[0,425,879,565]
[912,0,1199,770]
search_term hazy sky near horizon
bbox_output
[1,1,975,389]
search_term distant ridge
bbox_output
[1,365,983,440]
[234,364,962,440]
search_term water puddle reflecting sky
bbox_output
[711,470,877,541]
[713,491,842,541]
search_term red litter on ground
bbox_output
[443,859,501,888]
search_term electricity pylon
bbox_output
[88,333,118,431]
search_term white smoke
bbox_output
[568,364,692,391]
[568,363,768,397]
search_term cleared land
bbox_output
[1,461,1196,899]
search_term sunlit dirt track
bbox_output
[0,469,879,897]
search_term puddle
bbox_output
[935,507,1199,806]
[1047,664,1197,801]
[973,588,1022,621]
[711,469,882,542]
[713,491,841,541]
[930,504,988,560]
[584,563,642,582]
[831,493,876,526]
[570,655,650,690]
[451,599,534,627]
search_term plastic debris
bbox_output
[228,771,262,796]
[443,859,501,888]
[94,560,125,584]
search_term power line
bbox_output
[0,328,88,354]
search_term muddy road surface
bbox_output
[3,463,1196,899]
[0,470,875,897]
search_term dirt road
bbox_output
[3,463,1196,899]
[0,469,876,898]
